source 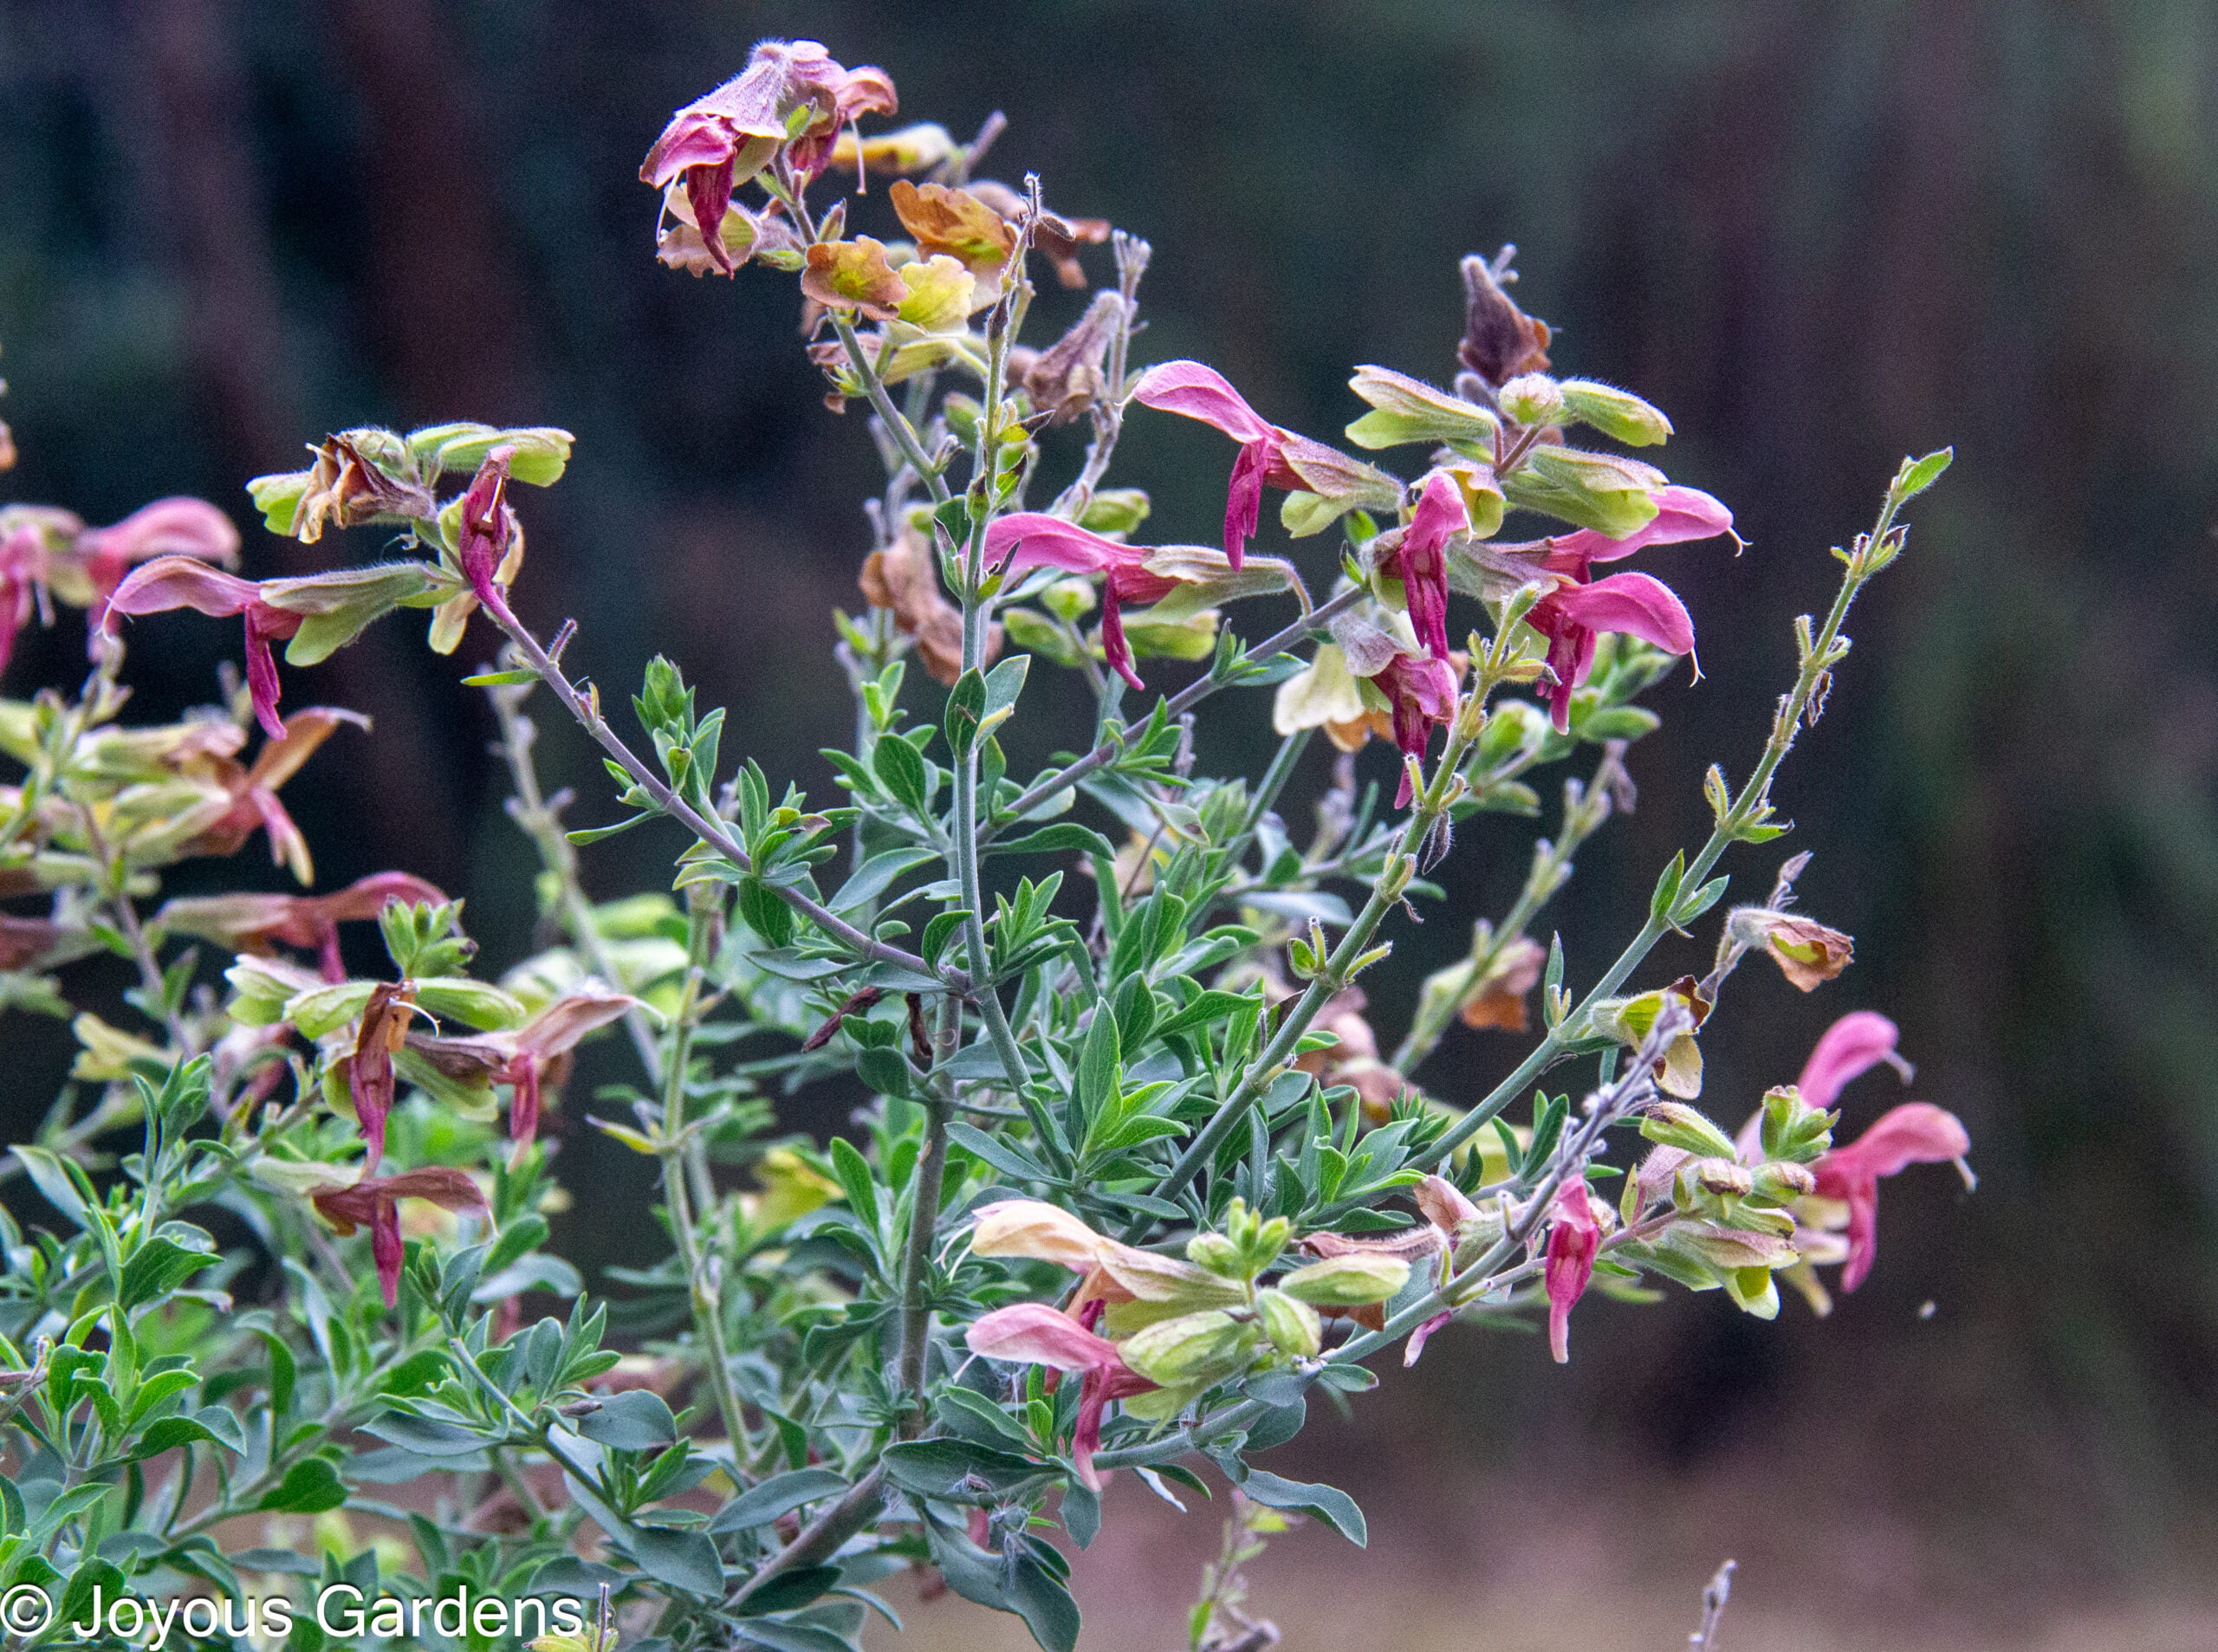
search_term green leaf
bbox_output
[944,670,988,757]
[871,733,931,815]
[880,1439,1054,1502]
[576,1389,678,1453]
[118,1232,219,1310]
[459,667,541,687]
[566,813,654,845]
[924,1513,1081,1652]
[12,1145,90,1229]
[735,1565,842,1616]
[1232,1468,1366,1546]
[715,1468,849,1533]
[1152,989,1255,1042]
[257,1457,347,1513]
[829,847,938,915]
[944,1121,1047,1182]
[1073,1005,1120,1127]
[625,1523,724,1598]
[982,824,1116,861]
[1895,447,1953,502]
[737,876,796,949]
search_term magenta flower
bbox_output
[103,559,303,739]
[1379,473,1465,664]
[965,1303,1158,1490]
[1534,485,1735,581]
[1526,570,1695,732]
[1543,1178,1603,1364]
[1812,1104,1972,1292]
[0,528,35,680]
[1371,651,1460,807]
[1130,360,1355,570]
[311,1167,489,1308]
[456,449,515,606]
[1798,1008,1910,1108]
[983,513,1180,691]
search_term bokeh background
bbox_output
[5,1,2218,1646]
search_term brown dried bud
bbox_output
[294,434,435,543]
[1458,251,1552,389]
[1022,292,1122,426]
[1458,936,1547,1032]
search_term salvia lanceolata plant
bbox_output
[0,36,1972,1652]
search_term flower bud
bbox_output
[1117,1309,1256,1387]
[1640,1101,1740,1160]
[1497,373,1564,427]
[1558,380,1673,447]
[1749,1160,1818,1203]
[1277,1252,1410,1307]
[412,976,528,1032]
[1255,1287,1323,1358]
[1344,365,1498,452]
[1075,489,1151,538]
[1690,1156,1754,1198]
[284,979,379,1040]
[1759,1084,1836,1163]
[1185,1232,1244,1276]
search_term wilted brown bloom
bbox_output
[1459,936,1547,1032]
[888,180,1015,276]
[801,237,909,321]
[1729,908,1856,992]
[859,528,1000,685]
[1022,292,1121,425]
[1458,251,1552,388]
[292,436,435,543]
[967,180,1110,288]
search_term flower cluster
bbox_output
[0,36,1964,1652]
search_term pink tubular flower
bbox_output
[0,528,35,680]
[311,1167,489,1308]
[1372,651,1460,807]
[1381,473,1465,664]
[103,559,303,739]
[77,497,241,599]
[1130,360,1354,570]
[965,1303,1158,1490]
[1812,1104,1972,1293]
[1798,1008,1910,1109]
[1526,570,1695,732]
[983,513,1181,691]
[1535,485,1735,582]
[1543,1178,1603,1364]
[640,42,897,272]
[159,869,446,981]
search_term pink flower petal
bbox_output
[965,1302,1123,1371]
[1541,485,1734,575]
[1797,1010,1903,1111]
[1543,1179,1602,1364]
[1130,361,1274,444]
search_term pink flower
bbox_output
[640,42,897,273]
[1732,1009,1910,1162]
[1379,473,1464,664]
[1534,485,1735,582]
[1812,1103,1972,1293]
[78,497,240,596]
[1131,360,1351,570]
[159,870,446,981]
[456,449,515,606]
[311,1167,489,1308]
[103,559,303,739]
[983,513,1180,691]
[965,1303,1157,1490]
[1798,1008,1909,1109]
[1372,651,1460,807]
[1526,571,1695,732]
[0,528,36,680]
[1543,1179,1603,1364]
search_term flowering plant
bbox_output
[0,37,1969,1652]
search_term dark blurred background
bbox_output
[4,1,2216,1642]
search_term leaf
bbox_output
[257,1457,347,1513]
[871,733,931,815]
[459,667,541,686]
[829,847,939,915]
[714,1468,850,1533]
[133,1405,243,1461]
[1231,1468,1367,1546]
[1073,1005,1120,1126]
[982,824,1116,861]
[944,1122,1047,1182]
[12,1145,90,1228]
[880,1439,1054,1502]
[118,1232,219,1310]
[576,1389,678,1453]
[735,1565,842,1616]
[360,1413,489,1457]
[924,1513,1081,1652]
[1896,447,1953,501]
[626,1524,725,1598]
[1152,989,1255,1042]
[566,813,655,845]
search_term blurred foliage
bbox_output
[3,0,2215,1502]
